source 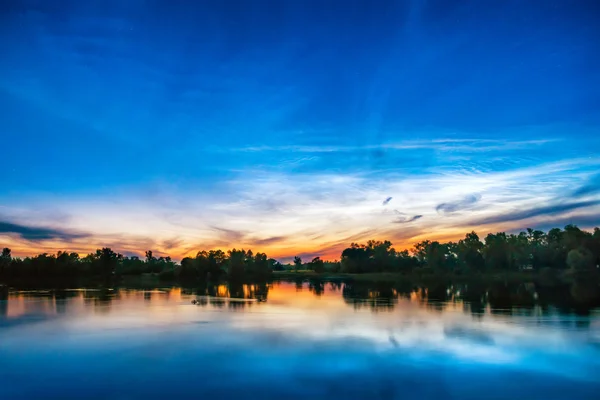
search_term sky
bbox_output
[1,0,599,261]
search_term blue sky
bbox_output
[1,0,599,259]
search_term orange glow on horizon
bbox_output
[1,221,588,262]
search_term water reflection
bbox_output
[1,281,599,399]
[2,281,599,321]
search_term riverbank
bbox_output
[273,270,537,283]
[3,268,598,291]
[271,269,600,286]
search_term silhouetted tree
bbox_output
[93,248,121,278]
[179,257,198,279]
[227,249,246,281]
[341,243,372,273]
[457,232,485,273]
[269,258,284,271]
[307,256,325,274]
[0,248,11,277]
[293,256,302,272]
[2,225,599,288]
[252,252,271,280]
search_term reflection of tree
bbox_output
[228,282,244,299]
[190,282,270,307]
[513,283,535,308]
[575,317,591,329]
[82,289,114,313]
[0,285,8,317]
[294,278,304,292]
[570,281,600,307]
[456,283,486,316]
[342,282,398,311]
[394,281,413,299]
[209,298,226,308]
[308,279,324,296]
[487,283,512,312]
[329,281,342,292]
[247,283,269,302]
[228,299,247,309]
[53,290,79,314]
[424,282,449,311]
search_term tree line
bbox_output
[337,225,599,275]
[0,248,276,283]
[1,225,599,283]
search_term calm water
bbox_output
[1,281,600,399]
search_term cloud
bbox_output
[211,226,247,243]
[436,194,482,215]
[394,215,423,224]
[470,200,600,226]
[251,236,288,246]
[443,326,494,345]
[0,221,89,242]
[229,139,558,154]
[382,197,393,205]
[533,215,600,231]
[3,157,600,260]
[573,174,600,197]
[162,238,184,250]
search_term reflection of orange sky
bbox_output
[1,282,466,320]
[2,283,346,318]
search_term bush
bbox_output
[159,268,176,281]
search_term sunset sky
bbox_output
[1,0,599,261]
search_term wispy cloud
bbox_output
[573,173,600,197]
[3,156,600,260]
[0,220,89,242]
[436,194,482,215]
[469,200,600,226]
[228,138,559,154]
[394,214,423,224]
[251,236,288,246]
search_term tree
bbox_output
[545,228,566,269]
[227,249,246,280]
[0,248,11,276]
[145,250,161,273]
[1,247,10,259]
[367,240,396,272]
[341,243,372,273]
[395,250,418,272]
[308,257,325,274]
[526,228,547,270]
[412,240,448,272]
[118,255,144,275]
[484,233,512,271]
[293,256,303,272]
[179,257,198,279]
[457,232,485,273]
[55,251,80,276]
[268,258,284,271]
[253,252,271,279]
[93,248,121,278]
[567,248,595,272]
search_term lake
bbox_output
[1,281,599,399]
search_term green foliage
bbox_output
[567,248,595,271]
[339,225,600,275]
